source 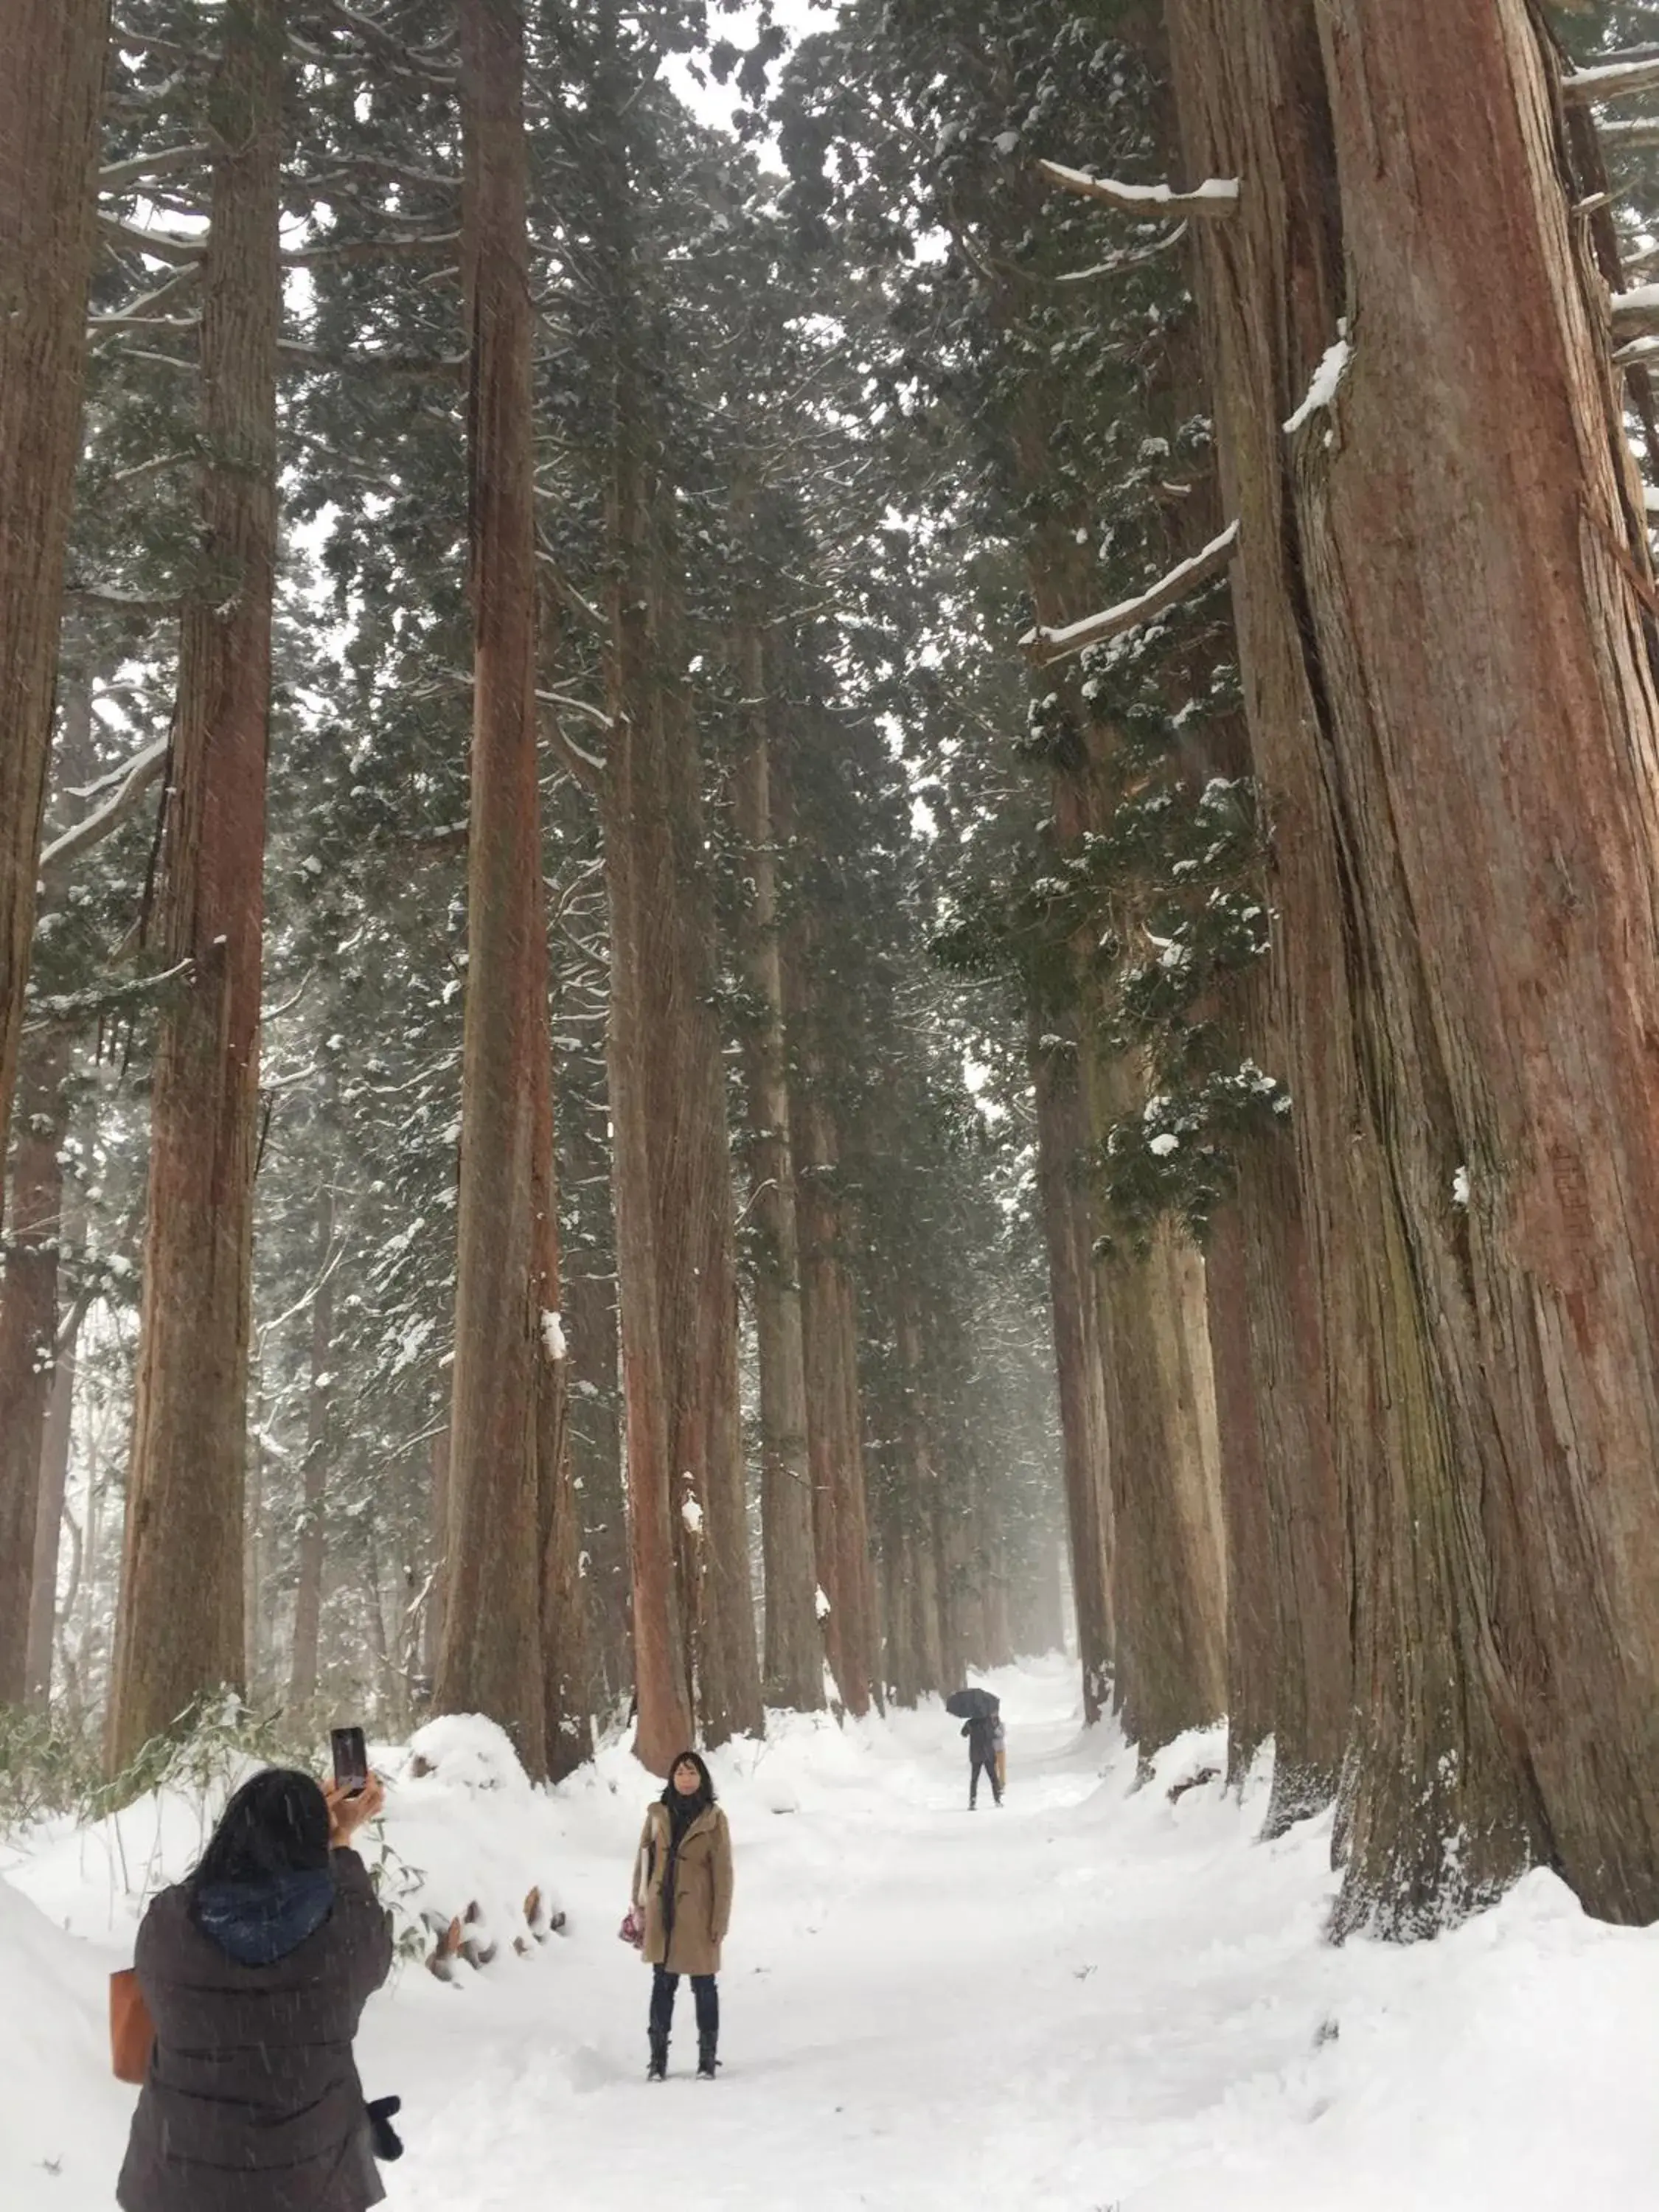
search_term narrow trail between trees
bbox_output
[10,1658,1659,2212]
[358,1662,1343,2211]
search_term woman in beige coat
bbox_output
[633,1750,733,2081]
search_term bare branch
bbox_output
[24,957,193,1031]
[535,684,612,735]
[1565,56,1659,106]
[1599,115,1659,150]
[100,142,212,192]
[1020,522,1239,666]
[100,212,206,263]
[276,340,465,380]
[1055,223,1190,282]
[89,311,200,336]
[282,229,461,268]
[1037,159,1239,220]
[1612,282,1659,337]
[62,585,181,615]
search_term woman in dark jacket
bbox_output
[118,1766,394,2212]
[633,1750,733,2081]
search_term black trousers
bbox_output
[650,1964,718,2042]
[970,1754,1002,1806]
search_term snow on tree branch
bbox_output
[100,143,212,192]
[1564,55,1659,106]
[100,213,206,264]
[37,737,170,886]
[1020,522,1239,667]
[1610,284,1659,338]
[1055,224,1190,284]
[1597,116,1659,150]
[1037,159,1239,220]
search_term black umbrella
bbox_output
[945,1687,1001,1721]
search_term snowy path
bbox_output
[11,1656,1659,2210]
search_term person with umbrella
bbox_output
[945,1688,1004,1809]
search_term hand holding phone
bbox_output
[330,1725,368,1797]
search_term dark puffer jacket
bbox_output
[117,1847,393,2212]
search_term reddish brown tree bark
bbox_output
[1168,0,1659,1926]
[108,0,282,1773]
[594,56,760,1767]
[735,658,823,1714]
[0,1026,72,1703]
[288,1182,334,1708]
[437,0,590,1783]
[27,1329,76,1708]
[796,1075,876,1716]
[0,0,108,1205]
[1030,1015,1115,1722]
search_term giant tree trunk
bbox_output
[0,0,108,1204]
[0,1026,72,1703]
[560,1088,630,1709]
[736,665,822,1713]
[27,1329,76,1708]
[795,1074,876,1716]
[288,1181,334,1708]
[437,0,589,1782]
[1303,0,1659,1926]
[108,0,282,1773]
[1030,1013,1114,1722]
[1166,0,1659,1927]
[595,63,760,1765]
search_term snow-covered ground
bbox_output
[6,1655,1659,2210]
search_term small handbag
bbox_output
[618,1903,644,1947]
[110,1968,154,2084]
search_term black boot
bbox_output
[697,2033,718,2081]
[647,2032,668,2081]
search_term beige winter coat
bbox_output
[633,1800,733,1978]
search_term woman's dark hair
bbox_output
[661,1750,714,1805]
[190,1768,331,1891]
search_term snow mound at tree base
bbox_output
[0,1874,133,2211]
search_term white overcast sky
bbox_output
[664,0,841,152]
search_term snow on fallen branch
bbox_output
[1037,159,1239,219]
[1565,55,1659,106]
[1020,522,1239,667]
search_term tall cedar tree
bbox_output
[0,0,109,1239]
[0,1028,73,1700]
[735,594,824,1712]
[436,0,591,1782]
[1168,0,1659,1928]
[591,42,762,1770]
[108,0,283,1771]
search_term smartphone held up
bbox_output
[330,1725,369,1798]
